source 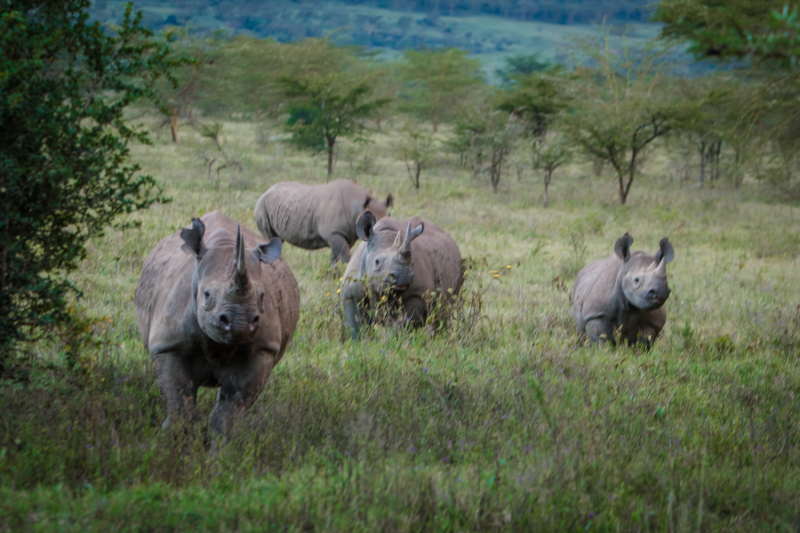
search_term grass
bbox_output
[1,119,799,532]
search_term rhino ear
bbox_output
[356,211,376,242]
[362,196,372,209]
[180,218,205,257]
[255,237,282,264]
[654,237,674,265]
[614,233,633,261]
[385,193,394,209]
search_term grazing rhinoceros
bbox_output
[572,233,674,347]
[340,211,463,340]
[254,179,394,264]
[135,211,299,448]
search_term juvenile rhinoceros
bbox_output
[135,211,299,447]
[254,179,394,264]
[572,233,674,347]
[340,211,463,339]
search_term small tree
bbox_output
[565,36,673,205]
[277,40,389,179]
[495,53,552,87]
[398,48,484,132]
[532,135,573,208]
[397,124,437,189]
[0,1,176,373]
[454,103,522,193]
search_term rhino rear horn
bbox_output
[398,221,424,253]
[356,211,377,242]
[614,233,633,261]
[180,218,205,257]
[654,237,674,266]
[255,237,282,264]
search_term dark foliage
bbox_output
[0,0,177,373]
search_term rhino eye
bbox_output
[634,277,640,284]
[204,290,210,299]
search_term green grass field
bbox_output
[1,120,799,532]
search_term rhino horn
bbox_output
[232,225,250,293]
[399,221,424,253]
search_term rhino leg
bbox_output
[153,352,202,429]
[584,318,616,345]
[342,282,365,340]
[400,296,427,329]
[327,233,352,264]
[208,352,275,451]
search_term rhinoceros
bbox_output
[571,233,674,347]
[135,211,299,447]
[254,179,394,264]
[340,211,463,339]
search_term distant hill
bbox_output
[91,1,693,81]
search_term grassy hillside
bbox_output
[91,0,681,81]
[1,120,798,531]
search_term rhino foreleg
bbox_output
[153,352,201,429]
[400,296,427,329]
[584,318,616,345]
[209,352,275,451]
[328,234,352,264]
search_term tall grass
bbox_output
[1,120,799,532]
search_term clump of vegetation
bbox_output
[0,0,176,375]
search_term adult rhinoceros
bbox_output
[254,179,393,263]
[340,211,463,340]
[135,211,299,448]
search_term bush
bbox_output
[0,0,176,374]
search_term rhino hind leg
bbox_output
[153,352,202,429]
[209,352,276,452]
[327,234,352,264]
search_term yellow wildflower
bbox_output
[493,274,499,279]
[337,288,341,294]
[506,265,511,269]
[326,292,330,297]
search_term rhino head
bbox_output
[362,193,394,220]
[180,218,282,346]
[355,211,423,293]
[615,233,674,311]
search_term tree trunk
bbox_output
[376,117,382,131]
[433,116,439,133]
[415,163,421,189]
[543,171,550,208]
[698,140,706,187]
[326,137,335,181]
[170,113,179,143]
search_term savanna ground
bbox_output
[1,119,799,532]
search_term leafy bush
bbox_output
[0,0,176,374]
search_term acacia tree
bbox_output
[398,48,484,132]
[277,40,389,179]
[565,38,673,205]
[532,134,573,208]
[0,1,176,374]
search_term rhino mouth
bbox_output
[648,297,667,308]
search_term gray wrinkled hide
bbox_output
[135,211,300,449]
[572,234,674,347]
[340,214,463,340]
[254,179,392,263]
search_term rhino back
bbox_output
[313,179,372,244]
[572,255,622,321]
[256,182,326,249]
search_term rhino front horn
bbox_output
[232,225,250,293]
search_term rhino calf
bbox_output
[340,211,463,340]
[135,211,299,448]
[572,233,674,347]
[254,179,393,264]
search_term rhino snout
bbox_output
[216,311,259,336]
[646,287,671,304]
